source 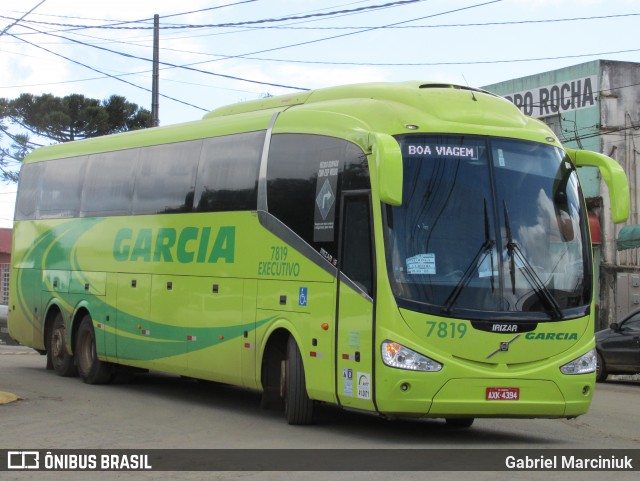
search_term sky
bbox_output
[0,0,639,227]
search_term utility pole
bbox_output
[151,14,160,127]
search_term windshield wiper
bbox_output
[442,200,494,314]
[503,201,563,320]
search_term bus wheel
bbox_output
[445,418,474,428]
[47,312,77,377]
[596,351,608,383]
[281,336,313,425]
[75,315,112,384]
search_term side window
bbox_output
[81,149,139,217]
[132,140,201,215]
[15,162,44,220]
[39,156,87,219]
[194,131,264,212]
[623,314,640,331]
[342,144,370,191]
[267,134,369,262]
[341,195,374,296]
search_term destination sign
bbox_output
[405,144,479,160]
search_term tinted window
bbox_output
[132,140,201,215]
[81,149,139,217]
[15,162,44,220]
[39,156,87,218]
[342,145,370,191]
[195,131,264,212]
[342,196,373,295]
[267,134,369,262]
[622,314,640,331]
[387,134,589,319]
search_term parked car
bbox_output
[595,309,640,382]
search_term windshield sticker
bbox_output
[497,149,506,167]
[406,144,479,160]
[406,253,436,275]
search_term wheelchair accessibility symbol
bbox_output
[298,287,308,307]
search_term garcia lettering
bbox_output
[525,332,578,341]
[114,226,235,263]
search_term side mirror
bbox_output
[565,148,630,224]
[373,133,403,206]
[609,322,620,331]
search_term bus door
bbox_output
[335,193,376,411]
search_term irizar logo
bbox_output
[491,324,518,332]
[113,226,235,263]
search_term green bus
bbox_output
[8,81,629,426]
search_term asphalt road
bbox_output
[1,345,639,481]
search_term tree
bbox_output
[0,93,152,182]
[8,93,152,143]
[0,98,33,182]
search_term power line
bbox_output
[6,29,210,112]
[2,0,261,34]
[30,10,637,50]
[2,0,427,32]
[564,124,640,144]
[230,46,640,67]
[4,1,635,115]
[11,0,627,96]
[0,0,47,37]
[14,0,503,90]
[0,69,259,95]
[161,0,504,72]
[11,9,634,82]
[160,0,259,20]
[12,23,309,92]
[4,0,258,25]
[201,12,640,30]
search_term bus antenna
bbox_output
[461,74,477,101]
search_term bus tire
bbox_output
[445,418,474,428]
[282,335,313,425]
[596,351,608,383]
[75,315,112,384]
[47,312,77,377]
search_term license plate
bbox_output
[486,387,519,401]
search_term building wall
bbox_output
[484,61,602,196]
[484,60,640,328]
[597,61,640,325]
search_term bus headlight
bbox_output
[381,341,442,372]
[560,348,597,375]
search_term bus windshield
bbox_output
[386,135,590,320]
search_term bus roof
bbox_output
[23,81,559,164]
[204,81,495,119]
